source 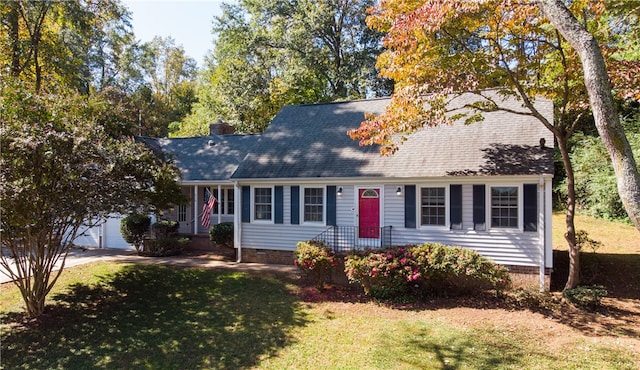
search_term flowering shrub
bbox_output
[293,240,337,289]
[345,243,511,299]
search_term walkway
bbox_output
[0,247,300,284]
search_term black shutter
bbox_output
[291,186,300,225]
[241,186,250,223]
[274,186,283,224]
[523,184,538,231]
[404,185,416,228]
[473,185,485,230]
[327,186,337,226]
[450,184,462,230]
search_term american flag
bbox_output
[201,187,217,228]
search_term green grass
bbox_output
[2,262,637,369]
[552,211,640,253]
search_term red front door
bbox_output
[359,188,380,238]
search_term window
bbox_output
[491,187,518,228]
[304,187,324,222]
[254,187,272,220]
[420,187,445,226]
[177,204,187,223]
[226,189,234,215]
[206,187,235,215]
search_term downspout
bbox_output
[217,184,222,225]
[234,181,242,263]
[194,185,199,235]
[539,177,546,291]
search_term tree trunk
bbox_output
[538,0,640,230]
[557,135,579,289]
[8,2,22,76]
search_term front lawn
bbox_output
[2,261,637,369]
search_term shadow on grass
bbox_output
[1,264,308,369]
[552,250,640,299]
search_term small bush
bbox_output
[344,243,511,300]
[142,237,189,257]
[152,219,180,238]
[575,230,602,253]
[209,222,234,248]
[120,213,151,252]
[563,285,608,310]
[293,240,336,290]
[507,287,560,311]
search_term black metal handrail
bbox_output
[312,226,393,254]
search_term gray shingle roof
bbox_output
[153,134,259,182]
[232,92,555,179]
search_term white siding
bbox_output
[241,223,328,250]
[336,185,355,226]
[462,184,474,231]
[239,180,548,267]
[284,186,291,224]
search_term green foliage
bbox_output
[0,83,184,317]
[563,285,608,310]
[506,287,560,311]
[557,116,640,221]
[152,219,180,238]
[293,240,336,289]
[209,222,234,248]
[120,213,151,252]
[575,229,603,253]
[344,244,511,299]
[172,0,390,136]
[142,237,188,257]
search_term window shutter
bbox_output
[523,184,538,231]
[241,186,250,223]
[274,186,283,224]
[326,186,336,226]
[404,185,416,228]
[473,185,485,230]
[291,186,300,225]
[450,184,462,230]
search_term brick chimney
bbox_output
[209,119,235,135]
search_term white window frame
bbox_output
[223,188,234,215]
[488,184,523,231]
[417,184,449,229]
[301,186,325,225]
[252,186,274,223]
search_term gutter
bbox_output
[234,181,242,263]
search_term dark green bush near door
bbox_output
[210,222,234,247]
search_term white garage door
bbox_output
[72,214,134,250]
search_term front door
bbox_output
[358,188,380,239]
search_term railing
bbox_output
[312,226,393,254]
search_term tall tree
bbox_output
[0,83,183,317]
[136,36,198,137]
[349,0,640,289]
[538,0,640,232]
[174,0,391,136]
[0,0,132,94]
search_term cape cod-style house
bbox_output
[76,92,555,287]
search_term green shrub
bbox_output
[507,287,560,311]
[209,222,234,247]
[142,237,189,257]
[120,213,151,252]
[563,285,608,310]
[152,219,180,238]
[575,229,602,253]
[344,243,511,299]
[293,240,336,290]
